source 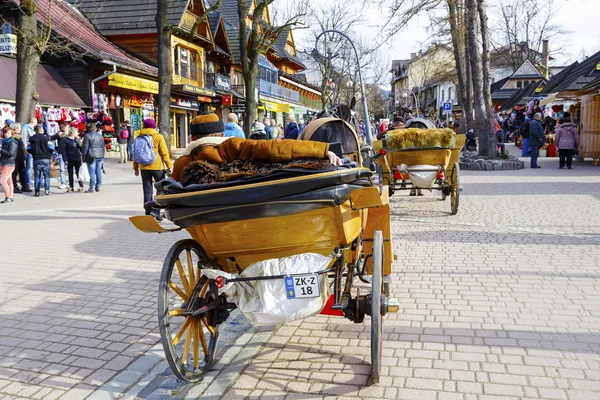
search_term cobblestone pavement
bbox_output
[1,149,600,400]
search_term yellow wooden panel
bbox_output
[363,203,393,276]
[350,187,385,209]
[195,207,340,255]
[580,95,600,158]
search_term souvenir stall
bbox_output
[0,103,16,126]
[96,72,158,153]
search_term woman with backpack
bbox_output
[117,122,129,163]
[133,119,172,220]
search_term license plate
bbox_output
[285,274,320,299]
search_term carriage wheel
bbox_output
[158,239,220,382]
[371,231,384,383]
[450,163,460,215]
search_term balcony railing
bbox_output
[259,79,299,103]
[204,71,232,91]
[231,84,245,96]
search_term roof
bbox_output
[211,0,249,64]
[0,56,87,107]
[542,50,600,94]
[271,28,306,70]
[13,0,157,75]
[499,79,544,112]
[491,76,510,93]
[77,0,188,36]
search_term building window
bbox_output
[441,90,445,102]
[448,87,452,101]
[517,81,522,88]
[190,52,198,81]
[524,80,529,87]
[175,45,201,82]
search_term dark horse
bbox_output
[300,97,363,157]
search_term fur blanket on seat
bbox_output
[385,128,455,150]
[182,159,332,186]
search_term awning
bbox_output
[108,73,159,94]
[539,93,557,106]
[0,56,86,107]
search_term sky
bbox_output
[285,0,600,84]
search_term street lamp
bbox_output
[315,30,373,144]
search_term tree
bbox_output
[236,0,306,136]
[155,0,171,147]
[155,0,221,147]
[490,0,568,72]
[11,0,81,122]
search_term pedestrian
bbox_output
[249,122,268,140]
[285,116,299,140]
[49,122,68,189]
[224,113,245,138]
[81,122,105,193]
[126,120,134,162]
[0,127,18,203]
[263,117,274,139]
[271,120,282,139]
[20,117,36,192]
[298,119,306,135]
[116,122,129,163]
[9,123,27,193]
[59,127,84,192]
[529,113,545,169]
[28,124,53,196]
[520,116,531,157]
[554,117,579,169]
[133,119,172,220]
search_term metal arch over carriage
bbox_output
[129,117,399,384]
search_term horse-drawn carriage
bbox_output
[130,117,397,383]
[374,128,466,215]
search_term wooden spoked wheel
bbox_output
[371,231,384,384]
[450,163,460,215]
[158,239,219,382]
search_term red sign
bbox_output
[222,95,232,106]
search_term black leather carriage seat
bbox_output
[153,167,373,227]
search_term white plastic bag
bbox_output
[79,163,90,183]
[203,253,331,324]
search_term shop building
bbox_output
[79,0,223,148]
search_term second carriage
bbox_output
[374,128,466,215]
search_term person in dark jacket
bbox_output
[0,128,18,203]
[263,117,274,139]
[554,118,579,169]
[520,117,531,157]
[529,113,545,169]
[126,120,134,162]
[59,127,84,192]
[285,116,299,140]
[28,125,54,196]
[50,123,68,189]
[10,130,27,194]
[81,122,106,193]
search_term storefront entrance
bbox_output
[171,111,188,149]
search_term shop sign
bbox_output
[108,73,159,94]
[170,96,199,110]
[264,102,290,113]
[215,74,231,90]
[535,87,543,93]
[230,106,246,113]
[198,96,212,103]
[211,97,222,105]
[222,95,232,106]
[128,95,144,108]
[596,62,600,71]
[0,34,17,55]
[180,84,215,96]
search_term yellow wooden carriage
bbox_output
[130,119,397,383]
[374,130,466,215]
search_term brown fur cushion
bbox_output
[386,128,455,150]
[182,159,332,186]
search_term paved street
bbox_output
[1,148,600,400]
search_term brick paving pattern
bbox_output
[1,152,600,399]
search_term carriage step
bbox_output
[387,298,400,313]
